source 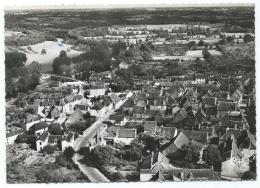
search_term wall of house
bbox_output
[36,138,48,152]
[6,134,21,145]
[140,173,154,182]
[89,88,106,97]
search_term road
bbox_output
[73,91,134,182]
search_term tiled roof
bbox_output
[65,132,74,142]
[110,93,121,105]
[182,130,208,144]
[48,135,63,144]
[74,104,88,111]
[6,129,23,138]
[204,97,217,106]
[109,114,124,121]
[217,101,236,112]
[144,121,157,131]
[39,131,48,141]
[34,122,48,131]
[136,100,147,108]
[118,128,136,138]
[161,127,177,140]
[122,98,134,107]
[133,106,145,114]
[90,85,106,90]
[205,106,217,116]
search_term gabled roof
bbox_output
[110,93,121,105]
[90,85,106,90]
[204,97,217,106]
[65,132,74,142]
[161,127,177,140]
[134,92,147,101]
[217,101,236,112]
[117,128,136,138]
[109,114,124,121]
[133,106,145,114]
[161,131,189,155]
[221,128,241,141]
[182,130,208,144]
[64,95,75,103]
[6,129,23,138]
[107,126,120,133]
[172,108,187,123]
[26,113,40,123]
[39,131,49,141]
[48,135,63,144]
[74,104,88,111]
[144,121,157,131]
[153,96,166,106]
[205,106,217,116]
[33,122,49,131]
[122,98,134,107]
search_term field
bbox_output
[185,50,222,58]
[20,39,83,72]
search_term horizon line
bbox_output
[5,3,254,11]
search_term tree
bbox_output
[91,146,121,166]
[41,49,47,55]
[202,49,212,63]
[112,41,126,57]
[5,52,27,69]
[49,124,64,135]
[198,40,205,46]
[243,34,254,43]
[53,50,72,74]
[181,142,200,163]
[64,147,75,160]
[202,144,222,170]
[188,41,196,49]
[28,61,41,74]
[42,145,56,154]
[142,51,152,61]
[226,36,234,43]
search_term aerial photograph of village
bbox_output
[4,4,256,183]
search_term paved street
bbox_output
[73,92,134,182]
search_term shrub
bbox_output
[42,145,56,155]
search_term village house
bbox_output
[60,94,82,115]
[36,131,63,152]
[122,98,135,113]
[89,85,106,97]
[114,128,137,145]
[30,122,49,138]
[110,93,121,109]
[6,128,24,145]
[149,96,167,111]
[61,132,78,151]
[143,121,158,134]
[109,114,127,126]
[119,62,130,69]
[24,113,45,131]
[221,134,255,180]
[133,106,145,119]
